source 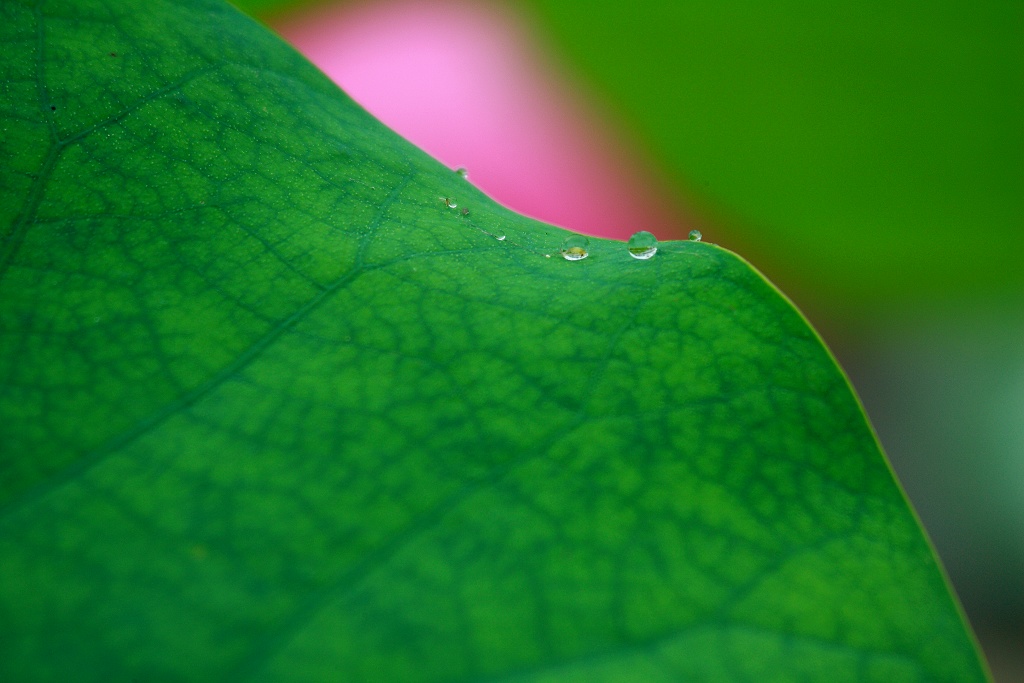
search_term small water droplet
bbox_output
[495,234,506,241]
[688,229,702,242]
[461,207,469,216]
[441,197,457,209]
[455,167,469,179]
[626,231,658,259]
[560,235,590,261]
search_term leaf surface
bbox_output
[0,0,988,681]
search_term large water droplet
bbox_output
[560,235,590,261]
[441,197,457,209]
[455,167,469,180]
[626,231,658,260]
[688,229,702,242]
[495,234,506,241]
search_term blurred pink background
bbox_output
[273,0,692,242]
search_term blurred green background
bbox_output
[237,0,1024,677]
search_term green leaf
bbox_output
[0,0,988,681]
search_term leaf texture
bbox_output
[0,0,988,681]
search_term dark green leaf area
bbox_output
[0,0,986,681]
[524,0,1023,310]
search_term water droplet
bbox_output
[688,229,702,242]
[455,167,469,179]
[441,197,457,209]
[560,235,590,261]
[460,207,469,216]
[495,234,506,241]
[626,231,658,259]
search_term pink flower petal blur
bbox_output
[271,0,689,240]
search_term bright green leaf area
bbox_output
[0,1,988,681]
[520,0,1024,312]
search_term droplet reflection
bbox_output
[560,235,590,261]
[626,231,658,259]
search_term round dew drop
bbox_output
[560,235,590,261]
[455,167,469,179]
[626,231,658,259]
[688,229,702,242]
